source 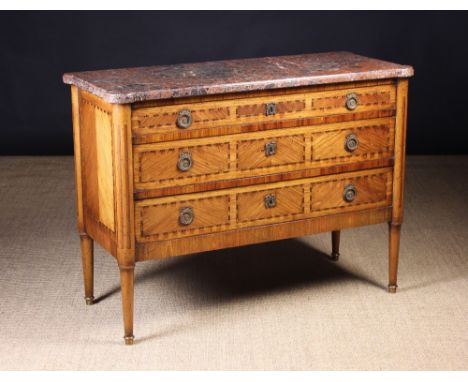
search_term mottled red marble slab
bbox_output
[63,51,414,104]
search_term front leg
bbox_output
[119,265,135,345]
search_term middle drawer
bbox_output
[135,167,393,242]
[133,117,395,192]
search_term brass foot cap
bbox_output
[124,335,135,345]
[388,285,398,293]
[330,252,340,261]
[85,296,94,305]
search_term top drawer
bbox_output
[132,83,396,143]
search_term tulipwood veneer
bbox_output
[64,52,413,344]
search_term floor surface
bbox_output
[0,156,467,370]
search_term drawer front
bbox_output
[135,168,392,242]
[132,84,396,142]
[136,143,230,183]
[237,185,304,223]
[311,122,394,164]
[138,195,230,239]
[311,173,389,213]
[237,134,305,171]
[133,118,394,192]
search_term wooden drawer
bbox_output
[135,168,392,242]
[137,195,231,239]
[237,134,305,171]
[311,172,390,213]
[237,185,304,223]
[136,143,230,184]
[311,121,395,164]
[133,118,394,194]
[132,83,396,143]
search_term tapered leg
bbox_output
[331,230,340,261]
[80,234,94,305]
[120,266,135,345]
[388,223,401,293]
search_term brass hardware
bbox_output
[343,184,357,203]
[179,207,194,226]
[265,102,277,116]
[124,335,135,345]
[176,109,192,128]
[84,296,94,306]
[177,151,193,172]
[264,141,277,156]
[345,93,358,110]
[264,194,277,208]
[345,133,359,152]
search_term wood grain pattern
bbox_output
[237,134,305,171]
[71,86,85,234]
[77,90,118,256]
[311,172,390,212]
[132,84,396,143]
[139,195,230,239]
[392,79,409,225]
[132,109,396,145]
[237,185,304,223]
[135,143,230,184]
[135,168,392,242]
[119,266,134,345]
[112,103,135,267]
[136,207,392,261]
[80,234,94,304]
[134,158,394,199]
[387,78,410,293]
[133,118,394,193]
[95,104,115,231]
[311,122,394,163]
[132,79,395,109]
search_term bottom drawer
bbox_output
[135,168,392,242]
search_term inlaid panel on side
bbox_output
[135,168,393,242]
[79,93,115,233]
[132,84,396,143]
[133,118,394,193]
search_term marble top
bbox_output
[63,51,414,104]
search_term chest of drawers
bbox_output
[63,52,413,345]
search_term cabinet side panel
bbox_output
[78,90,117,254]
[95,108,115,231]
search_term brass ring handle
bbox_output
[264,141,277,156]
[345,133,359,152]
[177,151,193,172]
[179,207,194,226]
[343,184,357,203]
[345,93,359,111]
[177,109,192,129]
[264,194,277,208]
[265,102,277,116]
